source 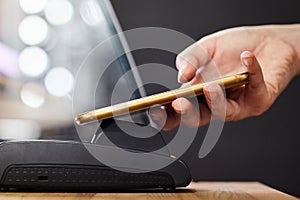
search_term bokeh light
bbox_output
[18,47,49,77]
[80,0,105,26]
[18,15,49,45]
[20,83,46,108]
[45,0,74,26]
[44,67,74,97]
[19,0,48,14]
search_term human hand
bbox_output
[150,25,300,130]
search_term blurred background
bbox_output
[0,0,299,197]
[0,0,126,141]
[0,0,81,139]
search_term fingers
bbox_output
[171,97,212,128]
[149,98,211,130]
[149,106,181,131]
[240,51,271,116]
[203,83,226,119]
[171,98,200,128]
[204,82,242,121]
[176,41,213,83]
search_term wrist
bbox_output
[289,25,300,76]
[270,24,300,76]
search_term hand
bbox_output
[150,25,300,130]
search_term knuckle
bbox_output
[250,107,267,117]
[225,109,236,121]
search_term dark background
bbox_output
[111,0,300,197]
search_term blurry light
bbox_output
[44,67,74,97]
[45,0,74,26]
[80,0,105,26]
[20,83,46,108]
[18,47,49,77]
[19,0,48,14]
[0,43,20,78]
[18,16,49,45]
[0,119,41,140]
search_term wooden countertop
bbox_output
[0,182,298,200]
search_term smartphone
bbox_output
[75,72,250,125]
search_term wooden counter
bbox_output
[0,182,298,200]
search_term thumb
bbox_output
[240,51,272,117]
[241,51,267,94]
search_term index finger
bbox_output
[176,37,215,83]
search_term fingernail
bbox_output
[176,58,186,70]
[241,51,254,66]
[177,72,183,83]
[177,65,187,83]
[243,57,253,66]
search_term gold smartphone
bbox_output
[75,72,250,125]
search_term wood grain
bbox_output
[0,182,298,200]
